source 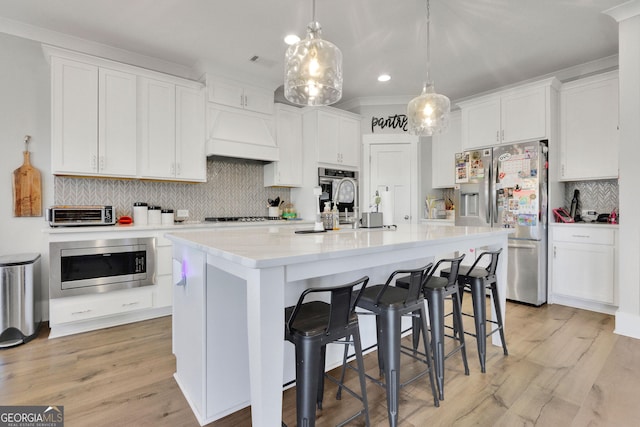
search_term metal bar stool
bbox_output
[338,264,439,427]
[395,254,469,400]
[441,248,508,373]
[284,276,370,427]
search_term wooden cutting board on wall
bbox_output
[13,141,42,217]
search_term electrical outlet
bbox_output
[177,209,189,218]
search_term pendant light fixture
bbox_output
[284,0,343,106]
[407,0,450,135]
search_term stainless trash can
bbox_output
[0,253,41,348]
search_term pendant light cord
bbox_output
[312,0,316,23]
[425,0,432,84]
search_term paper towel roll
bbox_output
[380,189,394,226]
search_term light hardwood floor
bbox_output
[1,300,639,426]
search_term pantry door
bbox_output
[364,134,419,225]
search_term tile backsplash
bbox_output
[54,157,291,220]
[563,179,618,215]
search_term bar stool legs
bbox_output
[423,284,469,400]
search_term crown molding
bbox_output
[0,16,198,80]
[604,0,640,22]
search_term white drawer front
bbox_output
[553,226,614,245]
[50,288,153,324]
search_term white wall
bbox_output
[0,32,53,317]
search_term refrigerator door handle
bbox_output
[485,166,490,224]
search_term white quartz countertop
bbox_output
[166,224,511,269]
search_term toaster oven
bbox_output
[46,205,115,227]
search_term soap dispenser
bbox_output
[321,201,333,230]
[332,202,340,230]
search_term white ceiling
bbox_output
[0,0,627,106]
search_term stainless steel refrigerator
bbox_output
[454,140,548,306]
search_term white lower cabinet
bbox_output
[50,287,154,324]
[550,225,617,313]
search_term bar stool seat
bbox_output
[396,254,469,401]
[339,264,439,427]
[441,248,508,373]
[284,276,370,427]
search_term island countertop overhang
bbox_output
[165,224,512,269]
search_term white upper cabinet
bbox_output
[47,46,205,181]
[305,107,361,169]
[264,104,303,187]
[98,68,138,176]
[432,110,462,188]
[208,77,273,115]
[176,85,207,182]
[460,78,559,150]
[559,71,619,181]
[138,78,176,179]
[51,57,137,177]
[139,78,206,182]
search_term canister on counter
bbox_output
[133,202,148,225]
[148,205,161,225]
[161,209,174,226]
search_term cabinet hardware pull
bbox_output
[71,309,92,315]
[571,234,590,238]
[122,301,140,307]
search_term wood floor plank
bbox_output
[1,301,639,426]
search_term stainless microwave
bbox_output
[49,237,156,298]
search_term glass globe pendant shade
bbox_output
[284,21,343,106]
[407,82,450,136]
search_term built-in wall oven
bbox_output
[49,237,156,298]
[318,167,359,223]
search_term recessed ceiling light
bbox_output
[378,74,391,82]
[284,34,300,45]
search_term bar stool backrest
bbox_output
[286,276,370,337]
[372,263,434,307]
[467,248,502,281]
[428,254,466,287]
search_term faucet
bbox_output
[335,177,359,229]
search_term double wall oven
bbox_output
[49,237,156,298]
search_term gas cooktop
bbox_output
[204,216,285,222]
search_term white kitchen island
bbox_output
[166,224,511,426]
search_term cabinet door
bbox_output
[432,110,462,188]
[317,110,341,164]
[560,74,619,180]
[175,85,206,182]
[461,97,501,149]
[208,79,244,109]
[243,85,274,115]
[552,242,615,304]
[501,86,547,144]
[51,57,98,174]
[339,116,361,168]
[98,68,137,177]
[265,104,302,186]
[139,77,176,179]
